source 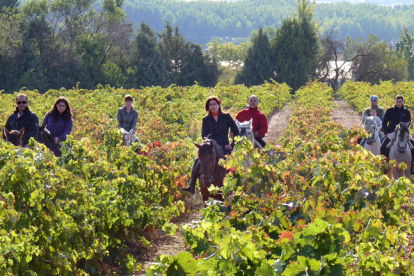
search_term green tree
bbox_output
[131,22,169,87]
[158,22,187,86]
[0,0,19,12]
[235,27,273,86]
[271,0,318,92]
[347,34,408,84]
[396,27,414,81]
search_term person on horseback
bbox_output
[3,93,39,146]
[362,95,385,142]
[182,96,240,194]
[362,95,386,123]
[380,94,414,173]
[117,95,140,144]
[236,95,268,148]
[41,97,73,146]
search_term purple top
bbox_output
[42,114,73,142]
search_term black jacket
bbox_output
[382,105,411,135]
[3,107,39,146]
[202,112,239,151]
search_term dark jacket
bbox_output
[41,114,73,142]
[3,107,39,146]
[202,112,240,152]
[382,105,411,135]
[117,106,138,132]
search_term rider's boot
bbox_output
[182,159,200,194]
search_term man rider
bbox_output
[362,95,386,123]
[380,94,414,173]
[3,94,39,146]
[236,95,268,148]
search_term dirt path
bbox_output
[133,195,204,274]
[331,101,362,129]
[264,105,292,145]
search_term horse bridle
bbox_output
[396,125,410,153]
[366,122,379,144]
[199,147,219,187]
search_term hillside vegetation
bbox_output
[123,0,414,44]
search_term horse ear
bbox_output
[3,127,10,138]
[17,128,25,138]
[209,141,214,147]
[248,118,253,124]
[194,142,202,149]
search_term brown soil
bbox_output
[331,101,362,129]
[264,105,292,145]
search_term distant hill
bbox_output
[18,0,414,45]
[122,0,414,44]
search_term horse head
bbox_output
[4,127,24,147]
[37,125,62,157]
[195,138,222,188]
[396,122,411,153]
[364,116,378,145]
[236,119,255,146]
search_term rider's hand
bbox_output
[225,144,232,150]
[386,133,390,139]
[54,137,59,144]
[253,131,259,138]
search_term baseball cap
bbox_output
[370,95,378,101]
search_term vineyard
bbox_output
[1,81,414,275]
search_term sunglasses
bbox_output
[16,101,27,105]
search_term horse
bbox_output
[121,129,141,153]
[36,125,62,157]
[3,128,24,147]
[236,119,263,149]
[388,122,412,179]
[362,116,381,155]
[194,138,228,201]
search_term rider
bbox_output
[380,94,414,172]
[117,95,140,144]
[362,95,386,142]
[182,96,240,194]
[235,95,268,148]
[362,95,386,123]
[41,96,73,146]
[3,93,39,146]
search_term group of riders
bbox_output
[362,94,414,173]
[3,92,412,193]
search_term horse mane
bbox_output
[398,123,409,137]
[198,138,224,159]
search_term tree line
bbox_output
[233,0,414,91]
[122,0,414,45]
[0,0,219,93]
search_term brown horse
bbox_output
[3,128,24,146]
[194,139,228,201]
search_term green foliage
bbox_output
[235,27,273,87]
[271,0,319,92]
[346,34,408,84]
[0,83,291,274]
[148,81,414,274]
[396,27,414,81]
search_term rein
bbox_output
[199,147,220,186]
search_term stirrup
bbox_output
[182,186,195,194]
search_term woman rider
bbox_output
[182,96,240,194]
[117,94,140,144]
[41,96,73,147]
